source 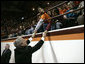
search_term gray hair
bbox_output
[6,44,10,47]
[14,36,24,47]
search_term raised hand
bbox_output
[32,30,37,38]
[42,30,47,38]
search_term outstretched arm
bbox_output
[46,21,52,31]
[32,31,47,53]
[35,19,44,31]
[27,37,33,45]
[32,38,44,53]
[32,19,44,38]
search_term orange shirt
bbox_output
[40,13,51,23]
[63,9,67,13]
[59,9,64,14]
[59,9,68,14]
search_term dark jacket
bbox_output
[1,49,11,63]
[14,40,44,63]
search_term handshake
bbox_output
[32,30,48,38]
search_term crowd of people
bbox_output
[24,1,84,36]
[2,1,84,39]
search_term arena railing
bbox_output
[31,1,68,20]
[45,7,84,21]
[1,25,84,41]
[46,1,68,12]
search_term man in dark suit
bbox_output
[1,44,11,63]
[14,31,47,63]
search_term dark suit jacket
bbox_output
[1,49,11,63]
[14,40,44,63]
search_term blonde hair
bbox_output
[38,7,45,13]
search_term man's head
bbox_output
[5,44,10,49]
[14,36,27,48]
[38,7,45,13]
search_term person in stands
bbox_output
[32,7,52,38]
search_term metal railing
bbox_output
[45,7,84,21]
[32,1,68,21]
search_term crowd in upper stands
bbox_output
[2,1,84,39]
[23,1,84,35]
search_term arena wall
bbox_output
[1,25,84,63]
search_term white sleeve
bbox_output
[28,37,33,41]
[35,19,44,31]
[41,37,45,41]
